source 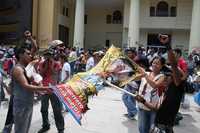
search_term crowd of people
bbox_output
[0,32,200,133]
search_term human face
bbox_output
[23,49,32,64]
[127,51,135,59]
[152,58,162,73]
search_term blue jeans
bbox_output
[193,83,200,92]
[122,85,137,117]
[138,108,156,133]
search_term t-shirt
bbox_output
[138,72,164,111]
[178,57,188,73]
[86,57,94,71]
[155,81,185,126]
[39,60,62,86]
[61,62,71,82]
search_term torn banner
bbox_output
[51,46,142,125]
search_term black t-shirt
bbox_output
[155,81,185,126]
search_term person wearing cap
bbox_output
[38,49,64,133]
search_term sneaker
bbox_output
[37,127,50,133]
[123,114,136,120]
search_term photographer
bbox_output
[38,49,64,133]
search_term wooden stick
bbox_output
[104,80,137,97]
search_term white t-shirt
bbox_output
[61,62,71,82]
[86,57,94,71]
[69,51,77,58]
[138,72,164,111]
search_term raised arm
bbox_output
[159,34,182,86]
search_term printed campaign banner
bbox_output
[52,84,85,125]
[52,46,142,125]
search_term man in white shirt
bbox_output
[86,56,94,71]
[60,54,71,83]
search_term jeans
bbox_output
[122,85,137,117]
[13,100,33,133]
[40,94,64,131]
[193,83,200,92]
[138,108,156,133]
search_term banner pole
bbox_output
[104,80,137,97]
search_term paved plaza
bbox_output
[1,88,200,133]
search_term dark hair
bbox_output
[14,42,31,60]
[151,56,166,66]
[14,46,27,60]
[126,48,137,54]
[174,48,182,56]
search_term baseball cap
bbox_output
[48,40,64,49]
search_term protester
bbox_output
[149,34,185,133]
[38,47,64,133]
[136,56,166,133]
[12,43,50,133]
[122,48,138,120]
[59,54,71,83]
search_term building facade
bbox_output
[1,0,200,53]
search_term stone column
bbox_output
[128,0,140,48]
[73,0,85,48]
[32,0,39,37]
[122,0,130,48]
[189,0,200,53]
[37,0,56,48]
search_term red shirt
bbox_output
[39,60,62,86]
[178,57,188,73]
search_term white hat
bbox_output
[48,40,63,49]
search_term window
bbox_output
[59,25,69,46]
[62,6,65,15]
[156,1,169,17]
[150,6,155,16]
[112,10,122,24]
[84,15,88,24]
[106,40,110,47]
[170,7,176,17]
[106,15,112,24]
[65,8,69,17]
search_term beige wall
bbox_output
[172,30,190,50]
[85,8,123,49]
[58,0,75,46]
[122,0,193,29]
[32,0,193,50]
